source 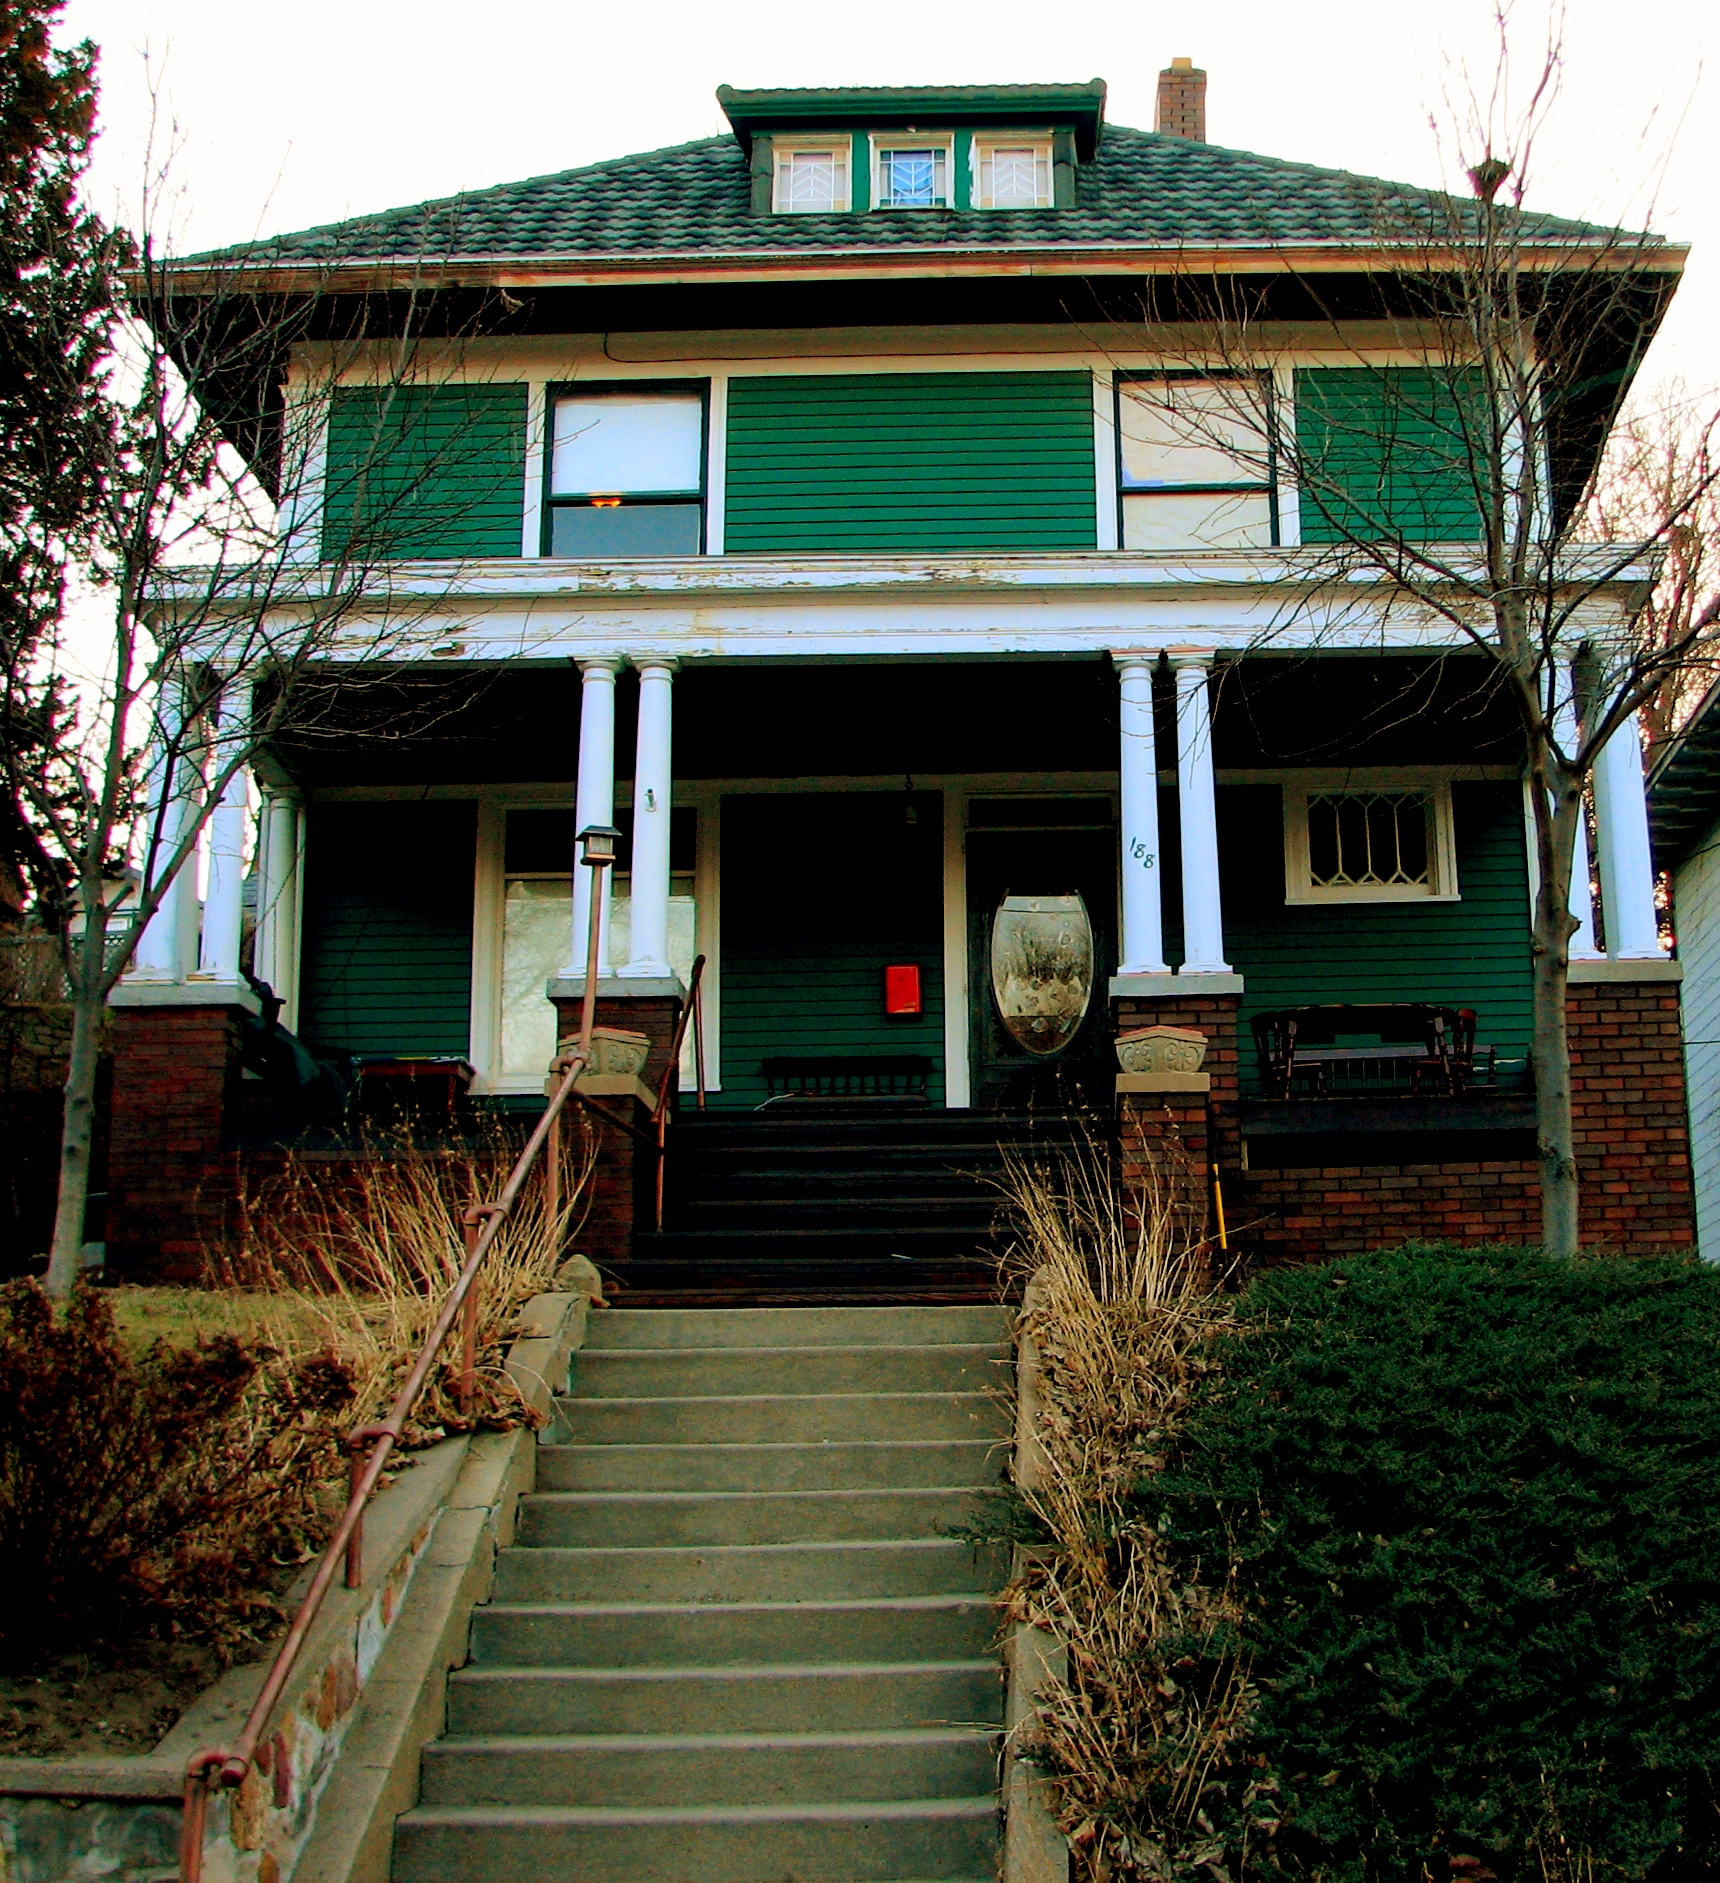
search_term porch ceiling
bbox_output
[266,653,1523,789]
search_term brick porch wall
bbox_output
[1237,979,1693,1262]
[107,1004,246,1279]
[1114,978,1694,1263]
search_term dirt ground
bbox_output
[0,1637,228,1758]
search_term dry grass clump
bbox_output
[222,1110,597,1437]
[1001,1128,1277,1882]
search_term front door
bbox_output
[966,798,1117,1112]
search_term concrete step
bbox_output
[552,1392,1006,1446]
[583,1307,1010,1351]
[492,1539,1009,1606]
[537,1439,1005,1493]
[516,1487,988,1550]
[446,1659,1005,1737]
[418,1727,998,1808]
[470,1595,997,1669]
[565,1342,1007,1400]
[393,1795,999,1883]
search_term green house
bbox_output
[113,66,1692,1292]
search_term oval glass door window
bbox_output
[991,893,1095,1056]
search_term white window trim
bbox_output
[771,138,852,214]
[972,136,1054,210]
[1283,779,1459,905]
[870,133,955,210]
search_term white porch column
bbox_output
[254,789,304,1012]
[195,754,250,985]
[1592,704,1663,958]
[1552,677,1601,959]
[622,657,677,978]
[567,656,622,979]
[1115,655,1168,975]
[129,681,197,983]
[1171,649,1231,974]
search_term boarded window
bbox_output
[1293,367,1487,544]
[321,383,528,561]
[724,371,1097,554]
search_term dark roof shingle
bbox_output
[206,123,1634,269]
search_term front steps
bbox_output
[391,1304,1013,1883]
[626,1109,1086,1304]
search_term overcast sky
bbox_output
[54,0,1717,403]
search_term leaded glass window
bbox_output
[877,145,948,208]
[978,142,1052,208]
[1306,792,1431,889]
[1284,783,1457,904]
[774,144,848,213]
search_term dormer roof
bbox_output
[715,80,1109,159]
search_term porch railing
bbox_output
[176,838,624,1882]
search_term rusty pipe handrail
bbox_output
[178,849,614,1883]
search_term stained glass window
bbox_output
[1306,792,1432,889]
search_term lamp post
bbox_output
[575,824,620,1064]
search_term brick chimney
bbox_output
[1155,57,1207,141]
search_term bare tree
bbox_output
[1588,386,1720,762]
[1106,17,1716,1257]
[12,181,527,1296]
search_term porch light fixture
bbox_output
[578,824,621,869]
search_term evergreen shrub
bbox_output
[1159,1243,1720,1880]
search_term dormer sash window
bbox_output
[772,139,850,213]
[872,136,953,209]
[975,138,1054,208]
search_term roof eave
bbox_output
[160,238,1689,297]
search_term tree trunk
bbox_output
[1530,925,1579,1259]
[45,970,104,1297]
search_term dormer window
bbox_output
[976,139,1053,208]
[874,139,951,209]
[772,140,849,213]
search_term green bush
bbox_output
[1157,1243,1720,1881]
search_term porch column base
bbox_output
[107,997,252,1280]
[548,980,687,1283]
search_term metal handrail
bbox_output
[177,847,616,1882]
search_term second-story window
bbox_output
[976,140,1053,208]
[546,386,706,556]
[874,140,950,208]
[1116,371,1278,550]
[773,141,849,212]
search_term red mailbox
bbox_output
[884,963,922,1016]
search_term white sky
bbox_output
[55,0,1716,406]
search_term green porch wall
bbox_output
[715,793,945,1109]
[1294,366,1486,544]
[1219,781,1534,1091]
[321,383,527,561]
[298,800,477,1056]
[723,370,1097,553]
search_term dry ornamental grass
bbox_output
[999,1129,1278,1883]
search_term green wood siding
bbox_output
[1219,782,1533,1090]
[724,371,1097,553]
[321,384,527,561]
[1294,367,1486,543]
[298,801,477,1056]
[715,793,945,1108]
